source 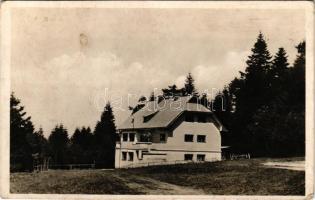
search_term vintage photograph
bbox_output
[1,1,313,198]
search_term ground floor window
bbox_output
[128,152,134,161]
[184,154,193,161]
[122,152,127,161]
[197,154,205,161]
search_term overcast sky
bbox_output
[11,7,305,137]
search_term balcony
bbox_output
[132,142,152,150]
[116,141,152,150]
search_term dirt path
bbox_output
[113,174,206,195]
[262,161,305,171]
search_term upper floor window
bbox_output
[160,133,166,143]
[129,133,135,142]
[122,133,128,142]
[184,134,194,142]
[197,135,206,143]
[140,132,152,142]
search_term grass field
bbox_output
[10,157,305,195]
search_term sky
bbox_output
[11,7,305,137]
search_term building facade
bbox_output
[115,96,225,168]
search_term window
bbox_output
[197,135,206,143]
[122,133,128,142]
[184,154,193,161]
[128,152,134,161]
[160,134,166,143]
[140,132,152,142]
[184,134,194,142]
[197,154,205,161]
[129,133,135,142]
[122,152,127,161]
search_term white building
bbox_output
[115,96,226,168]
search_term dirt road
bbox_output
[113,174,205,195]
[262,161,305,171]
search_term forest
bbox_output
[10,33,305,172]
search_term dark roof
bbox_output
[118,96,225,131]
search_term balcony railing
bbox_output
[116,142,152,150]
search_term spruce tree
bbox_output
[229,33,272,154]
[48,124,69,165]
[93,102,117,168]
[10,93,34,171]
[268,48,289,97]
[184,73,197,96]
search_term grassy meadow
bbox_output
[10,157,304,195]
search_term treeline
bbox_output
[10,95,116,172]
[132,33,305,158]
[10,32,305,171]
[212,33,305,157]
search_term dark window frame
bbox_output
[129,133,135,142]
[197,154,205,161]
[122,152,127,161]
[197,135,206,143]
[184,134,194,142]
[160,133,166,143]
[122,133,128,142]
[128,152,134,161]
[184,154,193,161]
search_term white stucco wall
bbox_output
[115,121,221,168]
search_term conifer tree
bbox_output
[48,124,69,165]
[10,93,34,171]
[184,73,197,96]
[94,102,117,168]
[228,33,272,154]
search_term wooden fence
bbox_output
[34,163,95,171]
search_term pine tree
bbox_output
[228,33,272,154]
[270,48,289,79]
[268,48,289,97]
[288,41,305,109]
[48,124,69,165]
[70,126,94,164]
[162,84,184,97]
[10,93,34,171]
[184,73,197,96]
[93,102,117,168]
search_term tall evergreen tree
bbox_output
[268,47,290,97]
[70,126,94,164]
[48,124,69,165]
[288,41,305,110]
[93,102,117,168]
[162,84,184,97]
[229,33,272,154]
[10,93,34,171]
[184,73,197,96]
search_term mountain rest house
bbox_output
[115,96,227,168]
